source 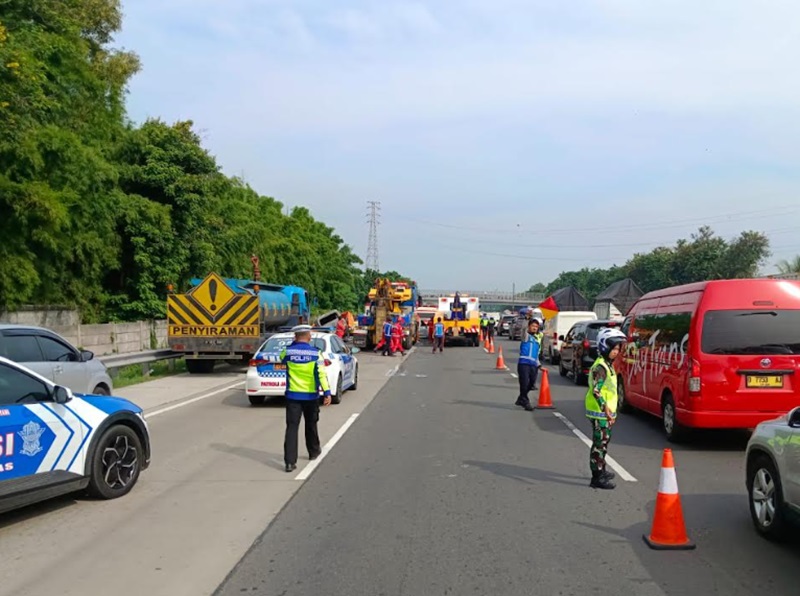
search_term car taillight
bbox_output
[583,340,590,350]
[324,359,332,366]
[689,358,701,394]
[249,359,266,367]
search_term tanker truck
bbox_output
[166,261,310,373]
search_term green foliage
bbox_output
[776,255,800,275]
[0,3,373,321]
[526,282,547,294]
[544,226,771,303]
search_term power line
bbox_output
[366,201,381,271]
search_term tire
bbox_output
[351,365,358,391]
[661,393,686,442]
[559,359,568,377]
[92,384,110,396]
[403,336,413,351]
[573,361,587,385]
[186,359,215,374]
[747,454,790,541]
[332,375,343,404]
[248,395,266,406]
[617,380,633,413]
[87,425,143,500]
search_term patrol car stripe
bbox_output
[49,404,86,471]
[26,404,71,474]
[63,404,92,471]
[65,399,109,474]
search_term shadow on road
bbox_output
[464,459,588,487]
[210,443,285,471]
[0,495,78,530]
[450,399,517,411]
[221,393,285,409]
[574,492,799,595]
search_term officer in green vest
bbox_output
[480,315,487,341]
[585,327,627,489]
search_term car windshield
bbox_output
[259,336,326,353]
[586,323,618,341]
[701,309,800,355]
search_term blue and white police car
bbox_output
[245,330,360,406]
[0,356,150,514]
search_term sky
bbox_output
[116,0,800,291]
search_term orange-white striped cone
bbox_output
[643,449,696,550]
[495,347,506,370]
[488,338,495,353]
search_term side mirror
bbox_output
[53,385,73,404]
[788,406,800,429]
[558,335,565,341]
[351,347,361,354]
[81,350,94,362]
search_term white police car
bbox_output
[0,356,150,514]
[245,331,360,406]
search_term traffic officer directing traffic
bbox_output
[585,327,627,489]
[280,324,332,473]
[515,318,542,411]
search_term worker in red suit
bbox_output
[335,315,347,339]
[391,317,405,355]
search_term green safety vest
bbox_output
[585,357,618,420]
[480,318,487,327]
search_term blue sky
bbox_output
[116,0,800,291]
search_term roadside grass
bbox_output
[112,358,187,389]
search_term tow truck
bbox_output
[352,279,420,351]
[435,294,481,346]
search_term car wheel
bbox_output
[748,454,789,541]
[617,380,632,413]
[248,395,266,406]
[661,394,685,442]
[351,366,358,391]
[87,425,143,500]
[559,358,568,377]
[92,384,110,396]
[332,375,343,404]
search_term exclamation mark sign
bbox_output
[209,279,218,311]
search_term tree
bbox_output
[527,282,546,293]
[776,255,800,275]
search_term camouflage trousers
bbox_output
[589,419,614,473]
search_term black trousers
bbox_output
[517,363,540,406]
[284,398,321,465]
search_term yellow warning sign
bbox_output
[188,273,236,317]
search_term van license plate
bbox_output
[746,375,783,388]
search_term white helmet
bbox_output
[597,327,626,356]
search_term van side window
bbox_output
[633,312,691,350]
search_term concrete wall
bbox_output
[0,309,168,356]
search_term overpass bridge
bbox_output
[419,290,545,310]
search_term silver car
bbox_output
[0,324,113,395]
[745,406,800,540]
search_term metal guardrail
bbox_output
[99,349,181,371]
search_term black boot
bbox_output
[590,471,616,489]
[600,469,616,481]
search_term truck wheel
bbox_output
[186,359,215,374]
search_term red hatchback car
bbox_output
[616,278,800,441]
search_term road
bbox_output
[1,342,798,595]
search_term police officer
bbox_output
[585,327,627,489]
[515,318,542,411]
[280,325,332,473]
[522,317,544,389]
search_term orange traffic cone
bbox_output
[488,338,495,353]
[534,367,555,409]
[643,449,696,550]
[495,347,506,370]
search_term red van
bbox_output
[615,278,800,441]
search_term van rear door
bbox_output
[699,308,800,414]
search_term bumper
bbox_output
[245,370,286,397]
[676,408,790,430]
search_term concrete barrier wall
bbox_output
[0,309,168,356]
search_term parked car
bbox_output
[615,278,800,441]
[0,356,150,514]
[498,314,516,337]
[745,406,800,540]
[509,316,528,341]
[558,319,621,385]
[0,324,113,396]
[245,331,360,406]
[542,311,598,364]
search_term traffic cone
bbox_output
[643,449,696,550]
[534,367,555,409]
[495,347,506,370]
[488,338,495,353]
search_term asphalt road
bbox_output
[216,340,799,596]
[0,353,405,596]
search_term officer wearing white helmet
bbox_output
[585,327,627,489]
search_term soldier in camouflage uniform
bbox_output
[585,327,627,489]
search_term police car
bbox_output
[0,356,150,514]
[245,330,360,406]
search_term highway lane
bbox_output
[0,352,407,596]
[217,341,799,596]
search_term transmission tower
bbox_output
[365,201,381,272]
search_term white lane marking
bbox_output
[483,348,488,353]
[552,412,638,482]
[510,373,518,378]
[296,413,359,480]
[146,382,245,418]
[386,365,399,377]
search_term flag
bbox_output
[538,296,559,320]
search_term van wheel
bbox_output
[661,394,686,442]
[618,381,632,413]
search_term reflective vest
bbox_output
[480,318,487,328]
[585,357,618,419]
[280,341,331,401]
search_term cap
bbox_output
[291,324,313,333]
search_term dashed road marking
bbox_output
[552,412,638,482]
[296,413,360,480]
